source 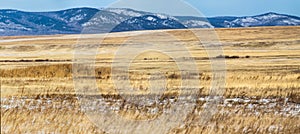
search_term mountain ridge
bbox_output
[0,7,299,36]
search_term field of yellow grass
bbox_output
[1,26,300,133]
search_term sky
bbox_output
[0,0,299,17]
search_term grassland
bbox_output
[1,26,300,133]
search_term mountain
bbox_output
[210,12,300,28]
[0,8,299,36]
[111,15,186,32]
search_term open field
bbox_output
[1,26,300,133]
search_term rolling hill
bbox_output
[0,7,299,36]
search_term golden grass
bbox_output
[1,109,103,133]
[1,26,300,133]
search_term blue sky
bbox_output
[0,0,299,17]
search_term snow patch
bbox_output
[146,16,156,21]
[256,14,283,20]
[107,8,142,17]
[182,20,213,28]
[240,17,258,23]
[5,10,17,13]
[0,21,31,31]
[69,14,86,22]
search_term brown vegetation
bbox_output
[1,26,300,133]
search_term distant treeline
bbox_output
[216,55,250,59]
[0,59,72,62]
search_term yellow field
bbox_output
[1,26,300,133]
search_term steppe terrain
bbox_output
[1,26,300,133]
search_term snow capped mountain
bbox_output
[111,15,186,32]
[0,8,299,36]
[215,12,300,28]
[0,9,78,36]
[105,8,145,17]
[175,16,214,28]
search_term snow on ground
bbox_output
[1,96,299,116]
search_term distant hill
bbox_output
[111,15,186,32]
[0,7,299,36]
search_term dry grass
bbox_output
[175,114,300,134]
[1,26,300,133]
[1,109,103,133]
